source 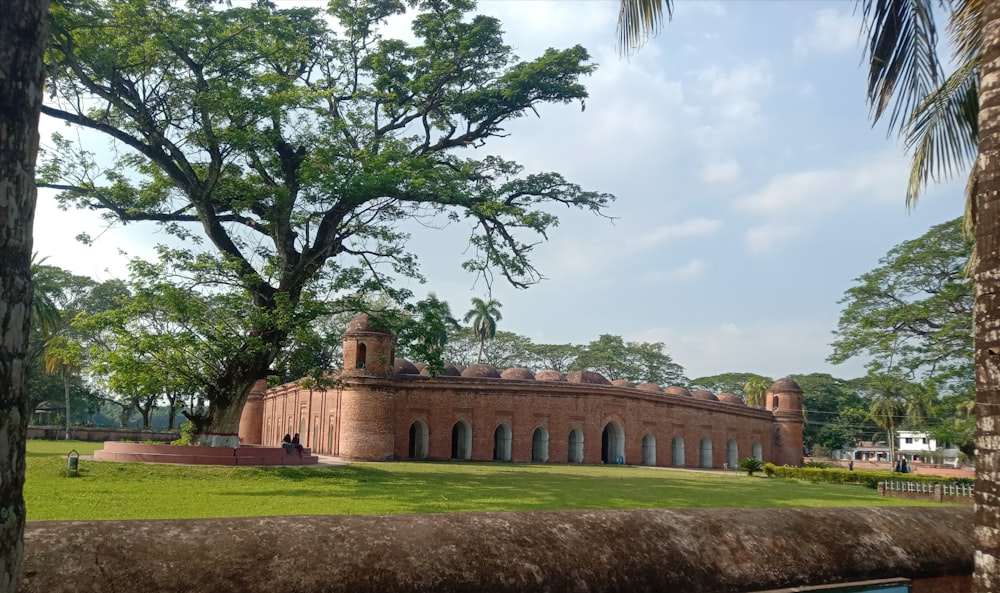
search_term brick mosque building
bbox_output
[238,314,804,467]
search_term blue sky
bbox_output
[32,0,966,382]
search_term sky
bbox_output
[32,0,966,383]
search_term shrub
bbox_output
[738,457,764,476]
[804,461,831,469]
[760,463,973,489]
[171,422,197,446]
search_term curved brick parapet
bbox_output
[20,507,971,593]
[92,442,318,465]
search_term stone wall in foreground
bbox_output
[20,507,971,593]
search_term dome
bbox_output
[636,383,664,393]
[420,363,461,377]
[611,379,635,388]
[501,368,536,380]
[769,377,803,393]
[413,362,427,372]
[345,313,393,335]
[393,358,419,375]
[535,369,567,382]
[461,364,501,379]
[691,390,719,402]
[663,386,691,397]
[716,392,745,405]
[566,370,611,385]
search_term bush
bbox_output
[804,461,831,469]
[738,457,764,476]
[171,421,197,446]
[760,463,973,489]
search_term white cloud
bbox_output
[640,259,706,284]
[699,62,771,98]
[630,319,863,380]
[700,159,741,184]
[794,9,859,58]
[632,217,723,247]
[743,223,805,255]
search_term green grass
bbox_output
[25,439,943,521]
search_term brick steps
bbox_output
[92,442,319,466]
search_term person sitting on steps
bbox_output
[282,433,294,455]
[292,433,305,457]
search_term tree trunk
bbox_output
[0,1,50,591]
[62,373,69,440]
[975,4,1000,591]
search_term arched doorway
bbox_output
[642,434,656,466]
[671,436,685,467]
[408,420,429,459]
[568,428,584,463]
[752,441,763,461]
[727,439,738,469]
[602,421,625,464]
[451,420,472,460]
[493,424,512,461]
[700,437,713,468]
[532,426,550,462]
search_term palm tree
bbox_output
[43,334,81,440]
[463,296,503,365]
[30,254,62,338]
[742,376,771,409]
[616,3,999,589]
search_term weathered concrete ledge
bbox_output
[19,507,972,593]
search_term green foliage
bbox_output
[690,372,770,398]
[41,0,613,438]
[803,461,831,469]
[761,463,971,489]
[829,218,972,394]
[571,334,687,385]
[171,421,198,446]
[462,296,503,364]
[737,457,764,476]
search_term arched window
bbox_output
[451,420,472,460]
[567,428,584,463]
[642,434,656,466]
[408,420,429,459]
[752,441,763,461]
[727,439,738,469]
[671,436,685,467]
[531,427,549,462]
[602,422,625,464]
[355,342,367,368]
[493,424,512,461]
[700,437,713,468]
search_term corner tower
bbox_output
[338,313,397,460]
[341,313,396,378]
[766,377,804,466]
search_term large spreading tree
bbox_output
[41,0,613,446]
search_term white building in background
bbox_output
[897,430,961,467]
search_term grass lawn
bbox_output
[25,439,943,521]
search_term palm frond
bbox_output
[903,51,979,208]
[617,0,673,57]
[862,0,944,132]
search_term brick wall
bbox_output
[255,375,802,467]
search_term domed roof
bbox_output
[346,313,393,335]
[691,390,719,401]
[393,358,419,375]
[535,369,567,382]
[501,367,535,380]
[413,362,427,372]
[636,383,664,393]
[420,363,461,377]
[461,364,501,379]
[663,386,691,397]
[716,392,745,405]
[611,379,635,388]
[566,370,611,385]
[769,377,803,393]
[392,358,420,375]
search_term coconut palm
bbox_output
[43,334,81,440]
[30,253,62,338]
[463,297,503,365]
[617,2,999,589]
[742,376,771,409]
